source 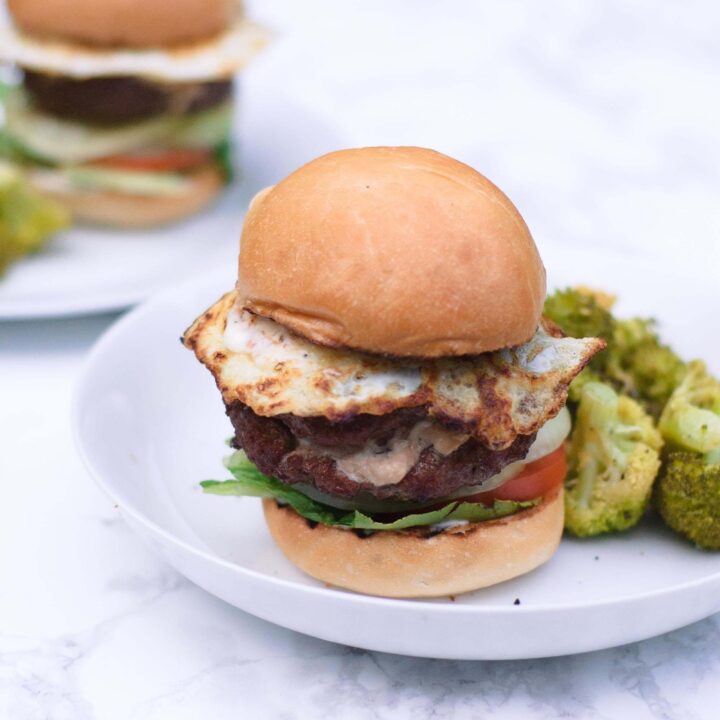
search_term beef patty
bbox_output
[227,402,535,504]
[23,71,232,125]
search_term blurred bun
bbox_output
[32,165,224,227]
[263,487,563,598]
[8,0,236,47]
[238,147,546,357]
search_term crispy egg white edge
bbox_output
[219,303,599,418]
[223,304,425,407]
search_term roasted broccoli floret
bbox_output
[606,318,686,417]
[567,368,603,405]
[655,452,720,549]
[544,288,615,372]
[655,363,720,548]
[0,161,69,275]
[544,288,686,417]
[659,361,720,454]
[564,381,663,537]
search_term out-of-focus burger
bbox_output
[184,147,605,598]
[0,0,266,227]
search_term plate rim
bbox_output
[72,266,720,619]
[0,170,244,321]
[0,238,231,320]
[0,284,149,320]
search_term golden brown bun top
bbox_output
[238,147,546,357]
[8,0,236,48]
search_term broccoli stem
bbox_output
[577,445,599,508]
[663,406,720,454]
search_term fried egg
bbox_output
[184,292,605,450]
[0,15,269,81]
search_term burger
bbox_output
[184,147,605,598]
[0,0,267,227]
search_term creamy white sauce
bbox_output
[335,444,419,487]
[331,421,469,487]
[319,408,570,490]
[430,519,470,531]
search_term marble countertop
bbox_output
[3,1,720,718]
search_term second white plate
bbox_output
[0,188,242,319]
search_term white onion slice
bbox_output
[447,406,571,499]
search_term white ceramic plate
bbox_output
[73,245,720,660]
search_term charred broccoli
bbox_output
[655,363,720,548]
[544,288,615,373]
[547,287,720,547]
[564,381,663,537]
[607,318,686,417]
[544,288,686,417]
[655,452,720,549]
[659,360,720,454]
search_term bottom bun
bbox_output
[32,165,224,228]
[263,487,564,598]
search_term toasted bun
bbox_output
[8,0,235,47]
[263,487,563,598]
[32,165,224,228]
[238,147,546,357]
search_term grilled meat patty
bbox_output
[227,401,535,504]
[23,71,232,125]
[278,406,428,449]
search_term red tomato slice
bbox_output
[464,446,567,504]
[91,149,213,173]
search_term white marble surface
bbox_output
[3,1,720,717]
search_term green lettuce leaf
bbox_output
[0,128,56,167]
[214,138,233,182]
[201,451,539,531]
